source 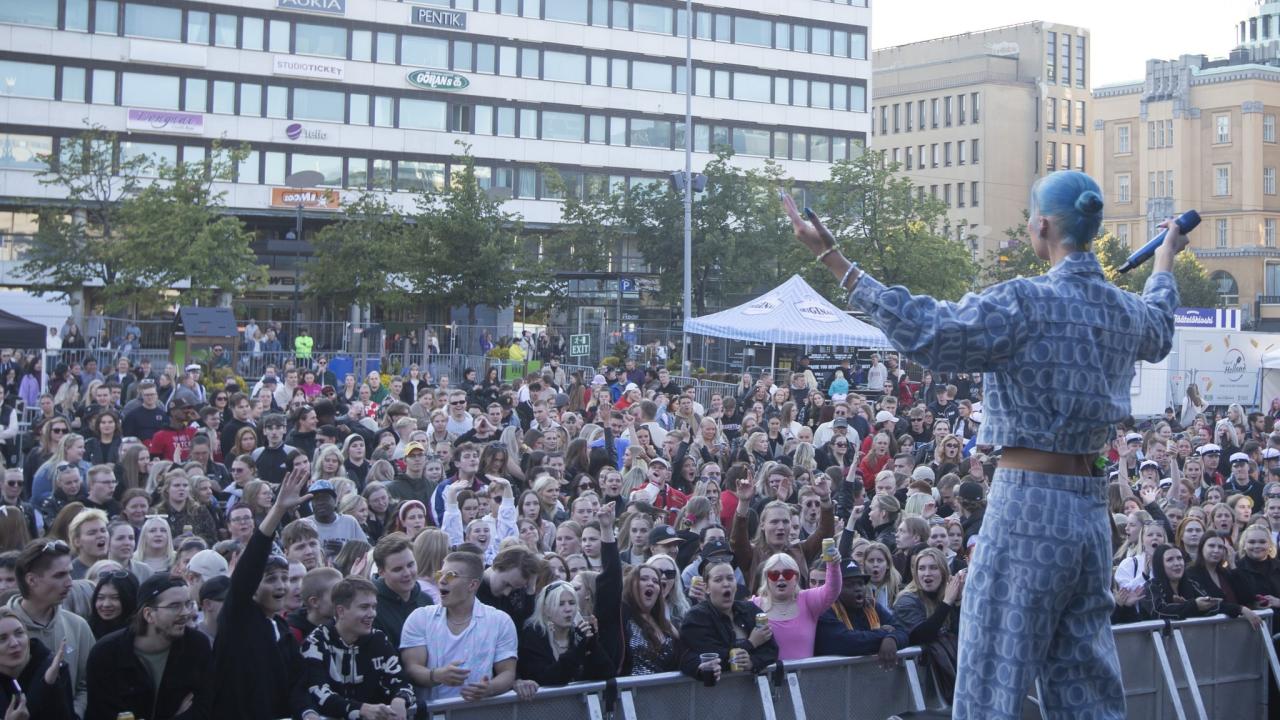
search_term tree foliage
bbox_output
[22,127,262,312]
[304,192,414,310]
[980,211,1050,286]
[1093,234,1221,307]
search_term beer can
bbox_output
[822,538,835,560]
[756,612,769,629]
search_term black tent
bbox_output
[0,309,47,348]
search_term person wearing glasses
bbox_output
[6,539,93,716]
[400,551,528,705]
[84,574,212,720]
[0,470,39,540]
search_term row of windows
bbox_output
[0,0,868,65]
[1044,98,1086,135]
[871,93,982,135]
[1148,119,1174,149]
[1043,141,1086,173]
[915,182,981,209]
[1045,31,1086,89]
[884,139,982,170]
[1115,220,1277,253]
[1148,170,1175,199]
[1119,113,1280,155]
[0,59,865,161]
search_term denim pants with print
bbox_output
[953,468,1125,720]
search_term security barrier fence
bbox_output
[423,612,1273,720]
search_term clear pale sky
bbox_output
[873,0,1250,87]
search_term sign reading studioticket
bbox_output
[125,109,204,135]
[273,55,345,81]
[271,187,340,209]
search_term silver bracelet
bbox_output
[839,262,861,290]
[815,246,837,263]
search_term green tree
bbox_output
[543,170,622,277]
[118,141,264,306]
[1093,233,1221,307]
[305,192,413,311]
[21,127,148,310]
[408,144,540,331]
[811,150,977,301]
[980,211,1051,286]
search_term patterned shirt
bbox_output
[848,253,1178,454]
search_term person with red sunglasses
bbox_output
[750,551,842,660]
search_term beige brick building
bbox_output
[872,22,1091,260]
[1092,12,1280,329]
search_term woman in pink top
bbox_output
[751,551,842,660]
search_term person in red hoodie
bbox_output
[628,458,687,525]
[147,400,197,463]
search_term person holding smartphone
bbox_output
[785,170,1184,720]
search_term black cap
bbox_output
[137,575,188,608]
[700,539,734,564]
[649,525,683,546]
[199,575,231,603]
[957,481,985,502]
[840,559,870,580]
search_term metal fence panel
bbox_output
[1177,616,1268,720]
[774,652,925,720]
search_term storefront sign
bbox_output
[1174,307,1241,330]
[406,69,470,91]
[272,55,345,82]
[270,187,340,209]
[276,0,346,15]
[125,109,204,135]
[411,6,467,30]
[275,122,333,144]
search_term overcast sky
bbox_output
[873,0,1251,87]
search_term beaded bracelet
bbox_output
[815,246,837,263]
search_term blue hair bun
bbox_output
[1075,190,1103,216]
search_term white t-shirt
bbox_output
[307,513,367,546]
[400,601,517,704]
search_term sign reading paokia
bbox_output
[270,187,340,209]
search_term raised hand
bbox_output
[781,192,835,257]
[43,640,66,686]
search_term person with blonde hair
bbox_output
[516,580,612,685]
[411,528,448,604]
[134,516,176,575]
[751,550,842,660]
[862,541,901,608]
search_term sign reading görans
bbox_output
[125,109,204,135]
[406,69,470,91]
[273,55,345,82]
[411,6,467,30]
[276,0,346,15]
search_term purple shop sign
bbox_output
[125,108,205,136]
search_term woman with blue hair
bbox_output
[784,170,1186,720]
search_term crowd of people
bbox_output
[0,345,1275,718]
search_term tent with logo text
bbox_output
[685,275,890,365]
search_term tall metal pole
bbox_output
[681,0,693,374]
[293,202,303,325]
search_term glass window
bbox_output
[833,83,847,111]
[497,107,515,136]
[516,168,537,198]
[611,0,629,29]
[373,96,394,127]
[773,77,788,104]
[810,134,829,162]
[591,56,608,86]
[215,14,237,47]
[65,0,90,32]
[402,35,448,68]
[711,125,728,149]
[499,46,518,76]
[793,24,808,52]
[675,65,686,94]
[850,31,866,59]
[376,32,397,63]
[397,161,444,192]
[545,0,588,23]
[0,0,57,27]
[240,83,261,116]
[520,48,540,79]
[771,131,787,158]
[370,159,392,190]
[790,132,807,159]
[628,118,671,148]
[236,150,259,183]
[187,11,210,44]
[792,79,808,107]
[453,41,472,71]
[713,69,729,99]
[609,117,627,145]
[734,17,770,46]
[675,7,687,37]
[812,27,831,55]
[121,72,179,109]
[542,111,585,141]
[543,51,586,83]
[124,4,180,40]
[242,17,264,50]
[499,0,517,15]
[589,114,606,143]
[61,67,86,102]
[850,84,866,111]
[347,158,368,189]
[345,30,370,61]
[519,108,537,138]
[732,128,770,156]
[264,151,286,185]
[0,134,51,171]
[475,43,495,74]
[121,141,176,173]
[591,0,608,26]
[775,22,790,50]
[695,11,711,39]
[714,13,729,41]
[693,68,710,97]
[267,85,288,119]
[181,145,205,167]
[611,58,628,87]
[349,93,369,125]
[91,69,114,104]
[833,136,847,161]
[210,80,235,114]
[834,30,848,57]
[733,72,771,103]
[269,19,290,52]
[293,87,344,122]
[694,124,710,152]
[475,105,493,134]
[400,98,447,131]
[296,22,346,58]
[631,61,670,92]
[183,78,206,112]
[811,81,831,109]
[94,0,117,34]
[291,153,342,186]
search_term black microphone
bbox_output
[1117,210,1201,273]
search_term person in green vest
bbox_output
[294,328,314,367]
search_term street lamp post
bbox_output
[681,0,693,374]
[283,170,325,328]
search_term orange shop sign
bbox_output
[270,187,340,209]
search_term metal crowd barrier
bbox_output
[423,647,927,720]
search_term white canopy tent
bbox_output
[685,274,891,370]
[1263,348,1280,409]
